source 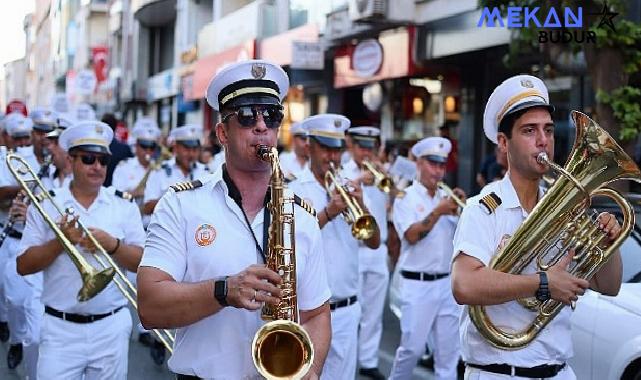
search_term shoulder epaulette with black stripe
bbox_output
[294,194,316,216]
[284,173,297,183]
[479,192,502,214]
[162,163,172,177]
[170,180,203,192]
[114,189,134,202]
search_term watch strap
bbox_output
[536,271,550,302]
[214,276,229,307]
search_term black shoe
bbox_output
[359,367,385,380]
[138,332,153,347]
[0,322,8,343]
[150,340,165,365]
[418,354,434,370]
[7,343,22,369]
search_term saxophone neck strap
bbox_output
[222,165,270,263]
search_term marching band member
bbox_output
[341,126,388,380]
[137,60,331,379]
[289,114,381,380]
[451,75,622,379]
[142,124,208,217]
[17,121,145,379]
[389,137,464,380]
[279,122,309,178]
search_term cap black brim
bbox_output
[11,133,31,139]
[137,140,157,148]
[73,145,112,155]
[224,95,280,110]
[353,139,376,149]
[422,155,448,163]
[177,140,201,148]
[505,101,555,119]
[311,135,344,149]
[33,124,55,133]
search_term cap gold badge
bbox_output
[251,63,266,79]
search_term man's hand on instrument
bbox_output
[9,194,28,223]
[226,264,283,311]
[131,187,145,199]
[434,197,458,216]
[358,170,375,187]
[58,215,83,245]
[347,180,365,208]
[547,249,590,306]
[597,212,622,243]
[326,188,348,219]
[452,187,467,203]
[80,227,117,254]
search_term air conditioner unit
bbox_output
[349,0,386,22]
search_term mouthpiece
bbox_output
[536,152,549,165]
[256,145,271,159]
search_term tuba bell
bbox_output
[469,110,641,350]
[252,145,314,380]
[324,162,377,240]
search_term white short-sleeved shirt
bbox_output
[288,167,362,300]
[204,150,226,173]
[140,168,330,379]
[278,150,308,179]
[112,157,146,192]
[393,181,458,274]
[452,174,572,366]
[143,158,209,203]
[18,184,146,314]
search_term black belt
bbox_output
[175,375,201,380]
[467,363,566,378]
[329,295,357,311]
[401,270,449,281]
[44,305,124,324]
[1,227,22,240]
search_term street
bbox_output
[0,302,436,379]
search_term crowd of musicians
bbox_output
[0,59,628,380]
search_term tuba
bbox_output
[252,145,314,380]
[324,162,377,240]
[469,111,641,350]
[362,160,394,193]
[7,154,175,352]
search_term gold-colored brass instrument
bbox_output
[132,145,173,196]
[469,111,641,350]
[7,153,115,301]
[6,154,175,352]
[252,145,314,380]
[362,160,394,193]
[437,181,466,209]
[324,162,377,240]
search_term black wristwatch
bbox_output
[214,276,229,307]
[535,271,551,302]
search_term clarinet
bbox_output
[0,151,52,247]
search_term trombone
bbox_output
[324,162,377,240]
[437,181,466,209]
[362,160,395,193]
[7,154,175,353]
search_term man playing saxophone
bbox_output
[451,75,623,379]
[16,121,146,379]
[137,60,331,380]
[288,114,381,380]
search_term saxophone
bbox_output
[251,145,314,380]
[469,111,641,350]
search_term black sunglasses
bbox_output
[138,142,158,150]
[222,105,284,129]
[72,154,110,166]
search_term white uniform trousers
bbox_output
[37,307,132,380]
[389,276,461,380]
[322,302,361,380]
[357,246,389,369]
[464,365,576,380]
[0,235,18,323]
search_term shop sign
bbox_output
[291,41,324,70]
[352,39,383,77]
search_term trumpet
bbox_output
[362,160,394,193]
[437,181,466,209]
[132,145,173,197]
[6,154,175,352]
[324,162,377,240]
